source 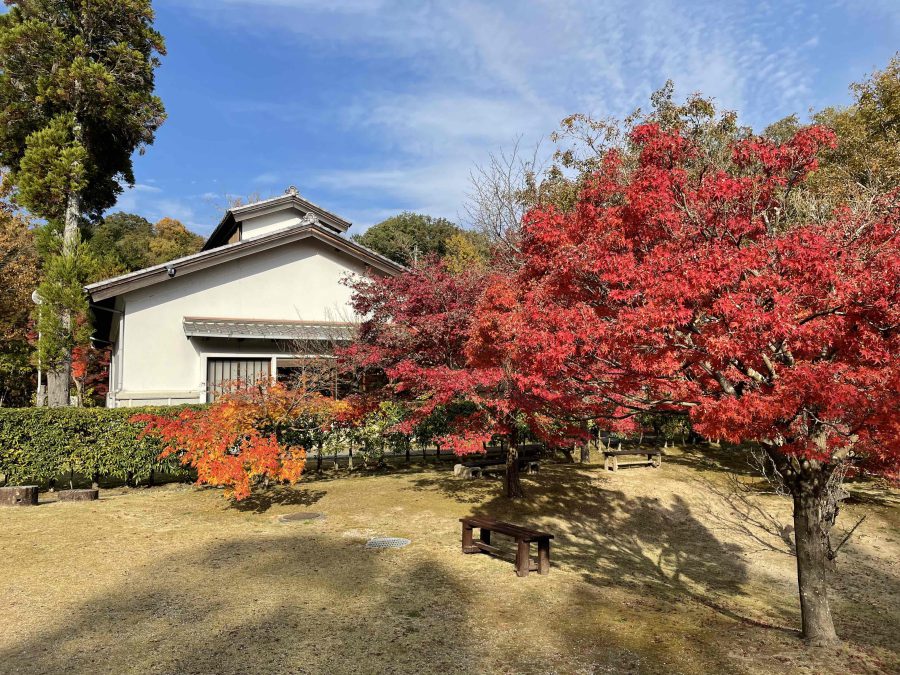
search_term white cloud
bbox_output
[252,172,281,185]
[131,183,162,193]
[173,0,826,224]
[309,159,476,223]
[837,0,900,29]
[113,184,216,234]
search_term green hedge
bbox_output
[0,405,202,487]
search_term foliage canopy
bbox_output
[0,0,166,222]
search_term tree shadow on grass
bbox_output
[0,533,480,675]
[406,471,507,505]
[0,498,799,675]
[230,485,327,513]
[843,480,900,508]
[406,464,805,636]
[298,461,437,485]
[828,549,900,657]
[663,442,762,477]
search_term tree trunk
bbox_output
[792,484,839,645]
[46,367,71,407]
[766,446,840,645]
[579,442,591,463]
[505,433,524,499]
[74,377,84,407]
[47,190,82,408]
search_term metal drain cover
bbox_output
[366,537,411,549]
[277,512,324,523]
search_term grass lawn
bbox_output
[1,446,897,674]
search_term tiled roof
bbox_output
[182,317,356,341]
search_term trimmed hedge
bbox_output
[0,405,202,487]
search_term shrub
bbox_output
[0,405,200,486]
[135,383,344,500]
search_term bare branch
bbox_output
[463,138,547,261]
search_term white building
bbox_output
[86,188,403,407]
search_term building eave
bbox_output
[85,223,405,302]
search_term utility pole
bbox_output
[31,290,46,407]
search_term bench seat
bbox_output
[460,516,554,576]
[603,448,663,471]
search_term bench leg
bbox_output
[462,522,476,553]
[516,540,531,577]
[654,454,662,468]
[612,456,618,472]
[538,539,550,575]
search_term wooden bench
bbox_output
[460,516,554,577]
[603,448,662,471]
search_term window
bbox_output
[275,356,360,398]
[276,356,336,397]
[206,357,270,402]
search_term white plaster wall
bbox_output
[239,210,303,240]
[112,238,368,406]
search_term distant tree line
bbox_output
[352,211,490,271]
[85,212,204,278]
[0,199,204,407]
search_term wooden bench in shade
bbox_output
[460,516,554,577]
[462,458,540,475]
[603,448,662,471]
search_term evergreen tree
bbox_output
[0,0,166,406]
[352,212,460,266]
[148,217,204,265]
[86,212,204,277]
[86,211,154,275]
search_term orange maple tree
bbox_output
[134,382,346,500]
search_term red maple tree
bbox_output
[71,344,110,405]
[496,122,899,643]
[341,259,547,497]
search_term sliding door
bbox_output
[206,357,271,402]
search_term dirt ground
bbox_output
[1,446,897,675]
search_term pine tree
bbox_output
[0,0,166,406]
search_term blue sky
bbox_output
[117,0,898,236]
